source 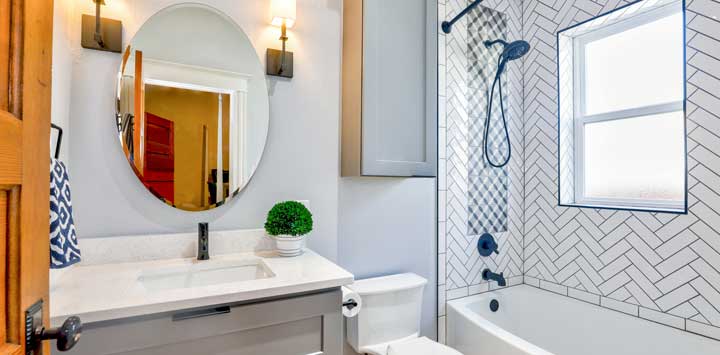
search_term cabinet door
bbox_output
[342,0,438,177]
[361,0,437,177]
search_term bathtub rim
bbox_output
[446,284,720,354]
[446,287,556,355]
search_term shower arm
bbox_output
[484,39,509,48]
[441,0,485,34]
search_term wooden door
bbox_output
[142,113,174,203]
[0,0,54,354]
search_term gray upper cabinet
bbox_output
[342,0,438,177]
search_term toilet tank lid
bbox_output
[348,273,427,296]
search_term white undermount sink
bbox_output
[138,258,275,291]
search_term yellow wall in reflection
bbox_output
[145,85,230,210]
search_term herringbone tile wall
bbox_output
[438,0,720,343]
[523,0,720,341]
[467,6,510,235]
[437,0,524,343]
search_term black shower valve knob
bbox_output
[477,233,499,257]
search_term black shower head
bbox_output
[484,39,531,62]
[503,40,530,61]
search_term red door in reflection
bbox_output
[142,113,175,203]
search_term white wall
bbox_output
[51,0,76,162]
[338,177,437,342]
[62,0,342,259]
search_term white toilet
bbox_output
[345,273,463,355]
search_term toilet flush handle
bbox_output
[343,299,358,310]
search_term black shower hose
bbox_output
[482,55,513,168]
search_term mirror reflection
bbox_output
[116,4,269,211]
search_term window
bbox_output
[557,0,686,213]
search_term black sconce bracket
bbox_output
[266,49,294,78]
[266,23,294,78]
[81,0,122,53]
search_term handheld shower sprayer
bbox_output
[440,0,530,168]
[483,39,530,168]
[488,40,531,62]
[487,39,530,74]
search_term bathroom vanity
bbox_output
[50,230,353,355]
[45,5,358,353]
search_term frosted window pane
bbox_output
[583,111,685,202]
[584,12,684,115]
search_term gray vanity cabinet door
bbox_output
[342,0,438,177]
[57,290,342,355]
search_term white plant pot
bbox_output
[272,235,305,257]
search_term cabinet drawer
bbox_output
[112,316,321,355]
[59,289,342,355]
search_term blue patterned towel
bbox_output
[50,158,81,268]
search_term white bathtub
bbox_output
[447,285,720,355]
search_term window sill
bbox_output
[558,202,688,215]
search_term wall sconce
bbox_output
[81,0,122,53]
[266,0,296,78]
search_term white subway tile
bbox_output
[539,280,568,295]
[687,320,720,341]
[568,288,600,305]
[438,285,446,316]
[640,307,685,330]
[601,297,639,317]
[469,283,489,295]
[438,221,446,255]
[438,253,446,286]
[438,316,447,344]
[524,276,540,288]
[447,287,468,300]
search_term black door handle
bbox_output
[36,316,82,351]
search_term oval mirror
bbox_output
[116,4,269,211]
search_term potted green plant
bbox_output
[264,201,313,256]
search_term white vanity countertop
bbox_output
[50,250,354,326]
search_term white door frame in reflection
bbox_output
[132,57,252,203]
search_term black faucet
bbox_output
[482,269,506,287]
[198,222,209,260]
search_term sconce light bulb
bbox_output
[270,0,296,28]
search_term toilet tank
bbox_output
[346,273,427,352]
